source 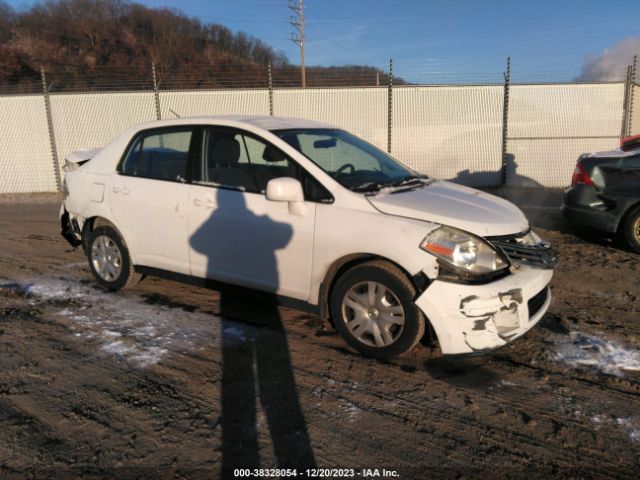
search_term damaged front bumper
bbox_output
[415,265,553,355]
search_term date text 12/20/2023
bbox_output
[233,468,400,478]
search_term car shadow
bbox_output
[190,188,316,475]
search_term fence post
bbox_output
[628,55,637,137]
[621,65,632,140]
[268,62,274,116]
[387,58,393,154]
[501,57,511,186]
[40,66,61,192]
[152,62,162,120]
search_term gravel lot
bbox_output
[0,190,639,479]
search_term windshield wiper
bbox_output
[351,175,430,194]
[351,182,386,193]
[389,174,429,187]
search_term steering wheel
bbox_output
[334,163,355,177]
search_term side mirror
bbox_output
[266,177,305,215]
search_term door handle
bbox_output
[112,185,129,195]
[193,197,215,208]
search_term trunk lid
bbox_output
[63,148,102,171]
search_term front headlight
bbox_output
[420,226,509,276]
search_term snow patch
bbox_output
[617,417,640,444]
[551,332,640,376]
[20,279,88,300]
[102,340,136,356]
[1,275,225,369]
[103,330,122,338]
[62,262,88,270]
[222,324,249,344]
[339,399,361,422]
[587,414,640,444]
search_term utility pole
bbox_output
[289,0,305,87]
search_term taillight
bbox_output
[571,163,593,186]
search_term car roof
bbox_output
[77,115,339,174]
[585,147,640,158]
[134,115,337,132]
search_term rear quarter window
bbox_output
[120,129,193,182]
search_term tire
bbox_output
[329,260,425,359]
[86,225,140,291]
[623,206,640,253]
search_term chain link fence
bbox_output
[0,68,636,193]
[0,94,57,193]
[507,83,625,187]
[632,84,640,137]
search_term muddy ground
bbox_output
[0,191,639,479]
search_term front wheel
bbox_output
[330,261,426,359]
[623,206,640,253]
[86,225,140,291]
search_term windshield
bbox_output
[273,128,422,191]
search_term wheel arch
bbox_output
[617,200,640,233]
[318,253,431,326]
[618,200,640,251]
[81,216,135,263]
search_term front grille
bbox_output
[527,286,549,319]
[489,233,557,269]
[492,241,557,268]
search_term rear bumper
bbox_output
[562,186,619,233]
[60,204,82,247]
[415,265,553,355]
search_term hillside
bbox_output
[0,0,391,92]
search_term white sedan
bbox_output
[60,115,555,358]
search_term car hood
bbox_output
[366,180,529,237]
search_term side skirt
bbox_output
[134,265,320,316]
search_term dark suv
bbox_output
[562,136,640,252]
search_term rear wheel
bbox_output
[86,225,140,290]
[623,206,640,253]
[330,261,425,359]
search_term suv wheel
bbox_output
[330,260,426,359]
[86,225,140,290]
[623,206,640,253]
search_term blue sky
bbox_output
[6,0,640,82]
